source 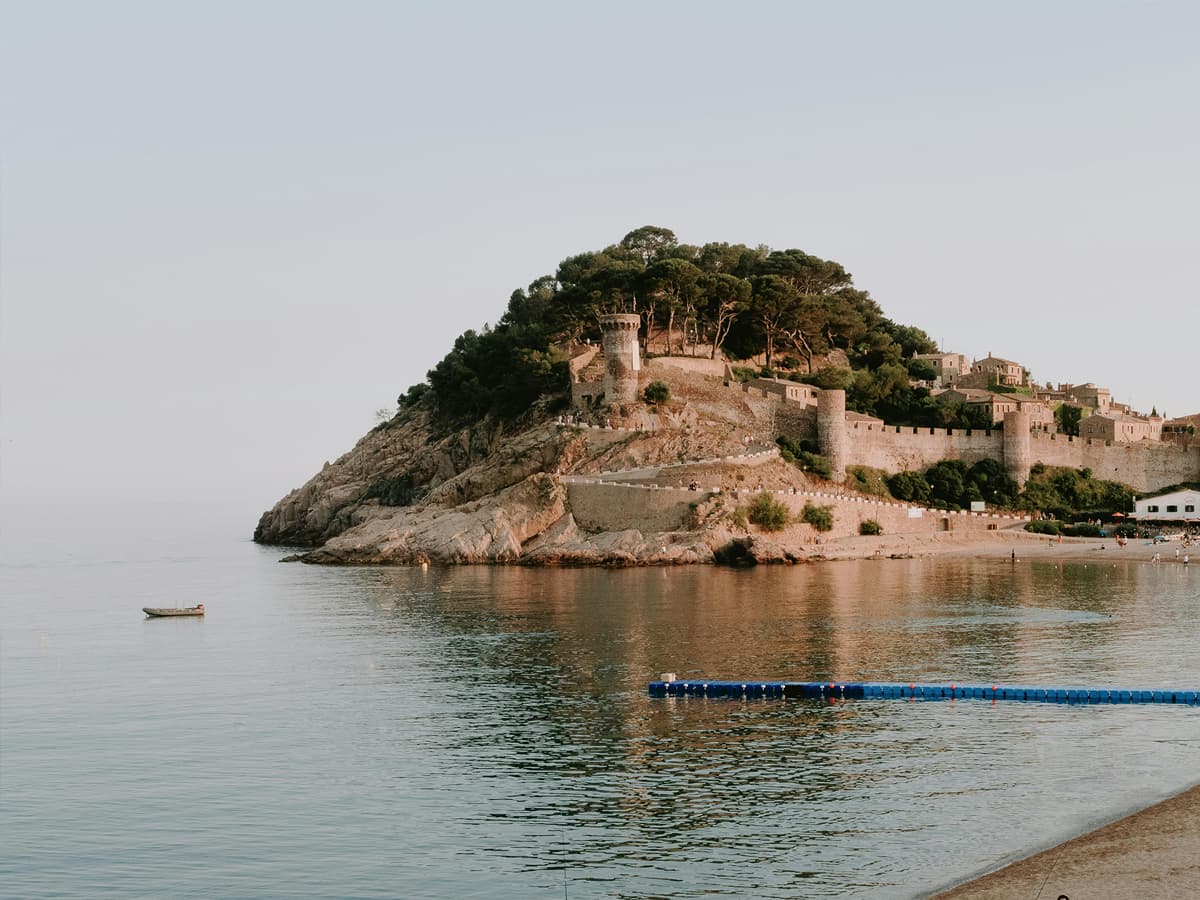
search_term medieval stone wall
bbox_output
[815,390,1199,493]
[563,479,1029,539]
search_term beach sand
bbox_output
[933,781,1200,898]
[808,527,1190,567]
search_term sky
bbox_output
[2,1,1198,521]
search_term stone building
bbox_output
[937,388,1052,428]
[1163,413,1200,444]
[743,377,820,405]
[912,351,972,387]
[964,354,1027,388]
[1078,412,1163,443]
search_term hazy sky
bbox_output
[3,1,1198,520]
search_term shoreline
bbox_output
[933,780,1200,898]
[286,527,1195,568]
[806,528,1191,566]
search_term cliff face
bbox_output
[251,372,784,565]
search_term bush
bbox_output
[775,437,831,479]
[859,519,882,536]
[730,366,757,383]
[802,502,834,532]
[849,466,891,497]
[643,381,670,404]
[1025,519,1062,535]
[729,507,749,530]
[1062,524,1103,538]
[748,493,790,531]
[887,470,931,503]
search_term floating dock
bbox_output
[648,680,1200,705]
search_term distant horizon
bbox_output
[3,2,1197,509]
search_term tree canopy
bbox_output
[405,226,937,424]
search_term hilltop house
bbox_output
[1034,382,1119,415]
[1134,489,1200,523]
[743,377,820,405]
[911,351,972,387]
[1078,411,1164,443]
[937,388,1052,428]
[1162,413,1200,444]
[960,354,1028,389]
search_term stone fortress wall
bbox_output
[811,392,1200,493]
[565,474,1030,540]
[582,354,1200,495]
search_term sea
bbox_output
[2,501,1199,899]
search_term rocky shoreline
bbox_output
[255,364,1140,570]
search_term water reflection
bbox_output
[327,560,1200,897]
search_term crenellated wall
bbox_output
[837,420,1004,472]
[813,390,1199,493]
[600,314,642,405]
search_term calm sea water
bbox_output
[3,504,1199,898]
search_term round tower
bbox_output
[817,389,848,484]
[1003,410,1031,486]
[599,313,641,405]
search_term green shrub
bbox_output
[730,366,757,383]
[859,519,882,536]
[777,435,831,479]
[748,492,790,532]
[729,507,749,530]
[802,502,834,532]
[643,381,670,404]
[1062,524,1103,538]
[849,466,891,497]
[1024,519,1062,535]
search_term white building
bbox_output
[1134,489,1200,522]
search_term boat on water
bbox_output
[143,604,205,617]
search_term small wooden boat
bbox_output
[143,604,205,617]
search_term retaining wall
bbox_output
[564,478,1028,539]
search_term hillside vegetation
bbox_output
[406,226,943,426]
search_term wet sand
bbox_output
[933,781,1200,898]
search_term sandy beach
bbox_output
[934,781,1200,898]
[808,527,1192,567]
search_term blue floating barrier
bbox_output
[649,679,1200,706]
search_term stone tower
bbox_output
[1003,410,1031,486]
[817,389,848,484]
[599,313,641,405]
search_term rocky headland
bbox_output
[254,360,1038,567]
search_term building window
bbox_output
[1187,505,1196,513]
[1166,505,1178,513]
[1148,505,1159,512]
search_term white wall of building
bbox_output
[1135,489,1200,521]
